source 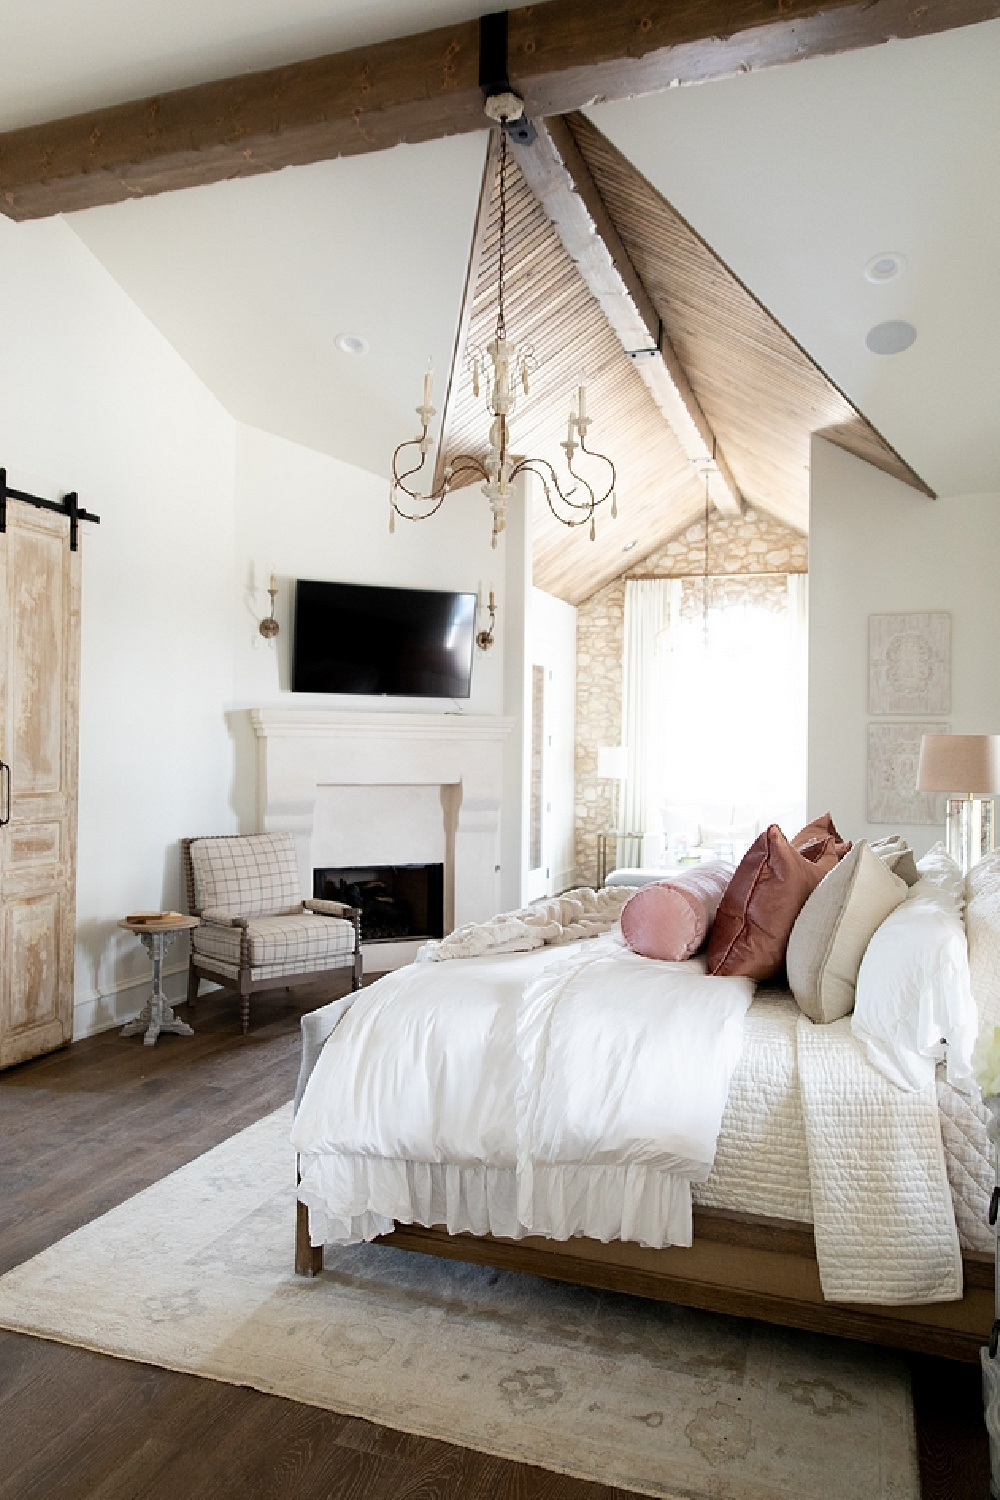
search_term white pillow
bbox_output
[913,842,965,918]
[851,888,977,1092]
[966,849,1000,1028]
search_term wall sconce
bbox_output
[259,568,279,639]
[476,589,497,652]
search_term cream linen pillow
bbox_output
[869,835,920,886]
[787,841,908,1024]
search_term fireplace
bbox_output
[251,708,513,970]
[314,863,444,944]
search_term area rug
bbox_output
[0,1104,918,1499]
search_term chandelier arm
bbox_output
[391,494,450,522]
[575,433,617,500]
[563,455,598,512]
[392,438,439,492]
[513,459,598,528]
[393,453,491,520]
[508,457,589,513]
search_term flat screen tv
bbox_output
[292,579,477,698]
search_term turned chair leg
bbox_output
[238,970,251,1035]
[295,1196,323,1276]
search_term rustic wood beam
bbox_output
[2,0,998,220]
[511,115,743,517]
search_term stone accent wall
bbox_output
[572,509,806,885]
[574,579,625,887]
[627,507,808,579]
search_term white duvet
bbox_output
[293,934,754,1249]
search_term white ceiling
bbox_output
[590,20,1000,499]
[6,5,999,500]
[68,135,489,478]
[0,0,521,131]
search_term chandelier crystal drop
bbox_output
[390,121,617,550]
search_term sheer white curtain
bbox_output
[620,580,667,842]
[622,574,808,863]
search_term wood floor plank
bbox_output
[0,984,987,1498]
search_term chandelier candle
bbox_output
[389,117,617,549]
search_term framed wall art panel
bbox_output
[868,613,950,716]
[867,722,949,825]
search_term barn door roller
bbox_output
[0,467,100,551]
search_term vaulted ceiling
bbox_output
[438,112,929,602]
[18,4,999,604]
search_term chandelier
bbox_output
[390,108,617,550]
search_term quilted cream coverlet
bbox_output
[798,1018,963,1303]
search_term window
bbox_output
[621,574,808,863]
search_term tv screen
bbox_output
[292,579,477,698]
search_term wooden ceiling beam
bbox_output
[2,0,999,220]
[511,115,743,517]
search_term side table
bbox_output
[119,914,200,1047]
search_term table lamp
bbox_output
[916,734,1000,875]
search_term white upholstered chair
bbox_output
[182,833,362,1034]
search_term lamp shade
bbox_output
[597,746,628,781]
[916,735,1000,794]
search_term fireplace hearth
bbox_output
[313,864,444,944]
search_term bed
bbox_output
[291,852,1000,1364]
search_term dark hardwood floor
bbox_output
[0,981,991,1499]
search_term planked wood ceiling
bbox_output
[441,115,932,605]
[566,112,933,530]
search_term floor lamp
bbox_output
[597,746,628,832]
[916,734,1000,876]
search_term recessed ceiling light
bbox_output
[865,252,906,284]
[622,539,639,553]
[865,320,917,355]
[335,333,369,356]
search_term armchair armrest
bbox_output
[200,908,249,928]
[304,898,358,920]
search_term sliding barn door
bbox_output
[0,500,81,1069]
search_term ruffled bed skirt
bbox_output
[297,1151,694,1250]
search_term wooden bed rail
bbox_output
[381,1209,992,1364]
[295,1197,992,1361]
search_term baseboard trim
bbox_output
[73,961,189,1041]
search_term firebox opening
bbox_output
[312,863,444,943]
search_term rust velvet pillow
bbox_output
[792,813,851,859]
[705,824,828,981]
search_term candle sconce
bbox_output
[476,590,497,652]
[259,572,279,639]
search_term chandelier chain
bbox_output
[496,126,508,345]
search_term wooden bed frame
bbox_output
[295,1199,993,1363]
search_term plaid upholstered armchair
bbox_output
[181,833,362,1034]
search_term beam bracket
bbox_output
[479,12,536,145]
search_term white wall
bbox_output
[528,588,578,897]
[0,224,528,1041]
[808,437,1000,855]
[0,214,238,1037]
[230,422,508,831]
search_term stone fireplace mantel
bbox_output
[250,709,514,933]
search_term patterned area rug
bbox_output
[0,1105,918,1499]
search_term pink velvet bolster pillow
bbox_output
[620,861,735,962]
